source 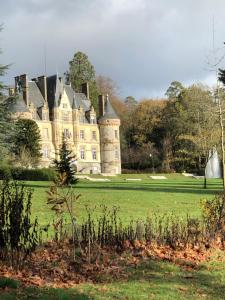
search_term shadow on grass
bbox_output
[23,180,224,197]
[93,259,225,300]
[0,280,91,300]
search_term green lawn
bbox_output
[1,250,225,299]
[27,174,223,226]
[1,174,225,300]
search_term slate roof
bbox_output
[76,93,91,111]
[28,81,45,108]
[8,94,29,113]
[99,95,119,121]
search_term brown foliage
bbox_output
[0,240,213,288]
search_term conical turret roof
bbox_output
[99,95,119,121]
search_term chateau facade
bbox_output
[9,74,121,174]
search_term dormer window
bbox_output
[90,116,96,124]
[42,112,48,121]
[62,112,69,121]
[79,114,86,123]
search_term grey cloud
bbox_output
[1,0,225,99]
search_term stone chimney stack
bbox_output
[98,95,105,117]
[15,74,29,106]
[81,82,89,99]
[37,75,47,101]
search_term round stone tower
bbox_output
[98,95,121,174]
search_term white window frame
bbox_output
[80,147,85,159]
[80,130,85,140]
[92,131,97,140]
[92,148,97,160]
[43,146,49,158]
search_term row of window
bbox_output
[42,146,119,161]
[80,148,97,160]
[79,130,97,140]
[80,130,119,140]
[42,129,98,141]
[79,148,119,160]
[42,129,119,141]
[61,112,96,124]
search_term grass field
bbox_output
[27,174,224,226]
[1,174,225,300]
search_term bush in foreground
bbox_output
[0,167,56,181]
[0,180,40,268]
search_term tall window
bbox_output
[43,146,49,158]
[115,147,119,159]
[64,128,71,139]
[63,103,68,109]
[80,147,85,159]
[43,128,49,139]
[92,148,97,160]
[80,130,85,140]
[115,130,118,139]
[92,131,97,140]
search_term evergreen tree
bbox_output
[0,27,14,160]
[12,119,42,167]
[65,51,98,112]
[53,136,77,185]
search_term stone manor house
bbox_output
[9,74,121,174]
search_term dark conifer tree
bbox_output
[12,119,42,166]
[53,135,77,185]
[65,51,99,112]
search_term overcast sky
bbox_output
[1,0,225,100]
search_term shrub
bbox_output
[11,167,56,181]
[0,180,40,268]
[0,163,11,179]
[0,167,56,181]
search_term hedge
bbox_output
[0,167,56,181]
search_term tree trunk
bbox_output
[217,84,225,189]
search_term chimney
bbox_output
[37,76,47,101]
[81,82,89,99]
[98,95,105,117]
[15,74,29,105]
